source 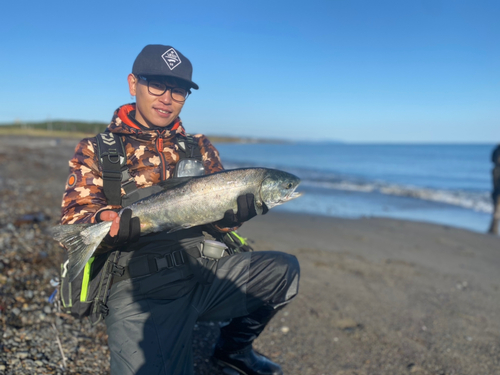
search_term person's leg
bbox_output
[196,251,300,375]
[488,192,500,235]
[105,276,199,375]
[216,251,299,348]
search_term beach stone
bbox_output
[24,290,34,299]
[410,365,429,374]
[280,326,290,334]
[43,306,51,314]
[17,352,29,359]
[3,329,13,339]
[23,359,35,367]
[11,307,21,316]
[334,318,358,330]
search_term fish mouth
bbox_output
[278,189,303,204]
[285,190,303,201]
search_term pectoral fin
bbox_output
[254,199,266,215]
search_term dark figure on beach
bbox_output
[59,45,299,375]
[488,145,500,235]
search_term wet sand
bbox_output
[1,135,499,374]
[240,213,500,374]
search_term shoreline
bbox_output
[1,135,499,374]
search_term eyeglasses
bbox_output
[137,75,190,103]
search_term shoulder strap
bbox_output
[96,133,136,206]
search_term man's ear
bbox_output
[127,74,137,96]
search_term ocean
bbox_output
[213,142,497,233]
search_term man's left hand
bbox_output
[215,193,262,229]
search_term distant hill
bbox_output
[0,121,286,144]
[0,120,108,134]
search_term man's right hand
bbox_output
[98,209,141,245]
[98,210,121,237]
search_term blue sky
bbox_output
[1,0,498,142]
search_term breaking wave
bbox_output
[225,162,493,214]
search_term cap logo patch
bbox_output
[162,48,182,70]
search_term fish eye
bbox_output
[284,182,293,189]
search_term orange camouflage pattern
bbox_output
[60,103,224,225]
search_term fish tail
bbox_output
[51,221,112,282]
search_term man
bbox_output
[488,144,500,235]
[60,44,299,375]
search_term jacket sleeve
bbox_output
[60,138,121,225]
[196,135,224,174]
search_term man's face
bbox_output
[128,74,187,128]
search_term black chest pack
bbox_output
[58,132,251,324]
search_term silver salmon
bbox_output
[51,168,302,282]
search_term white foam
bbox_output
[301,180,493,213]
[223,161,494,214]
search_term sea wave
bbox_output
[300,180,493,214]
[224,162,493,214]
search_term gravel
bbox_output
[0,136,222,374]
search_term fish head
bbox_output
[258,169,303,210]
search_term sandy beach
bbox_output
[1,135,499,374]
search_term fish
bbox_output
[51,168,302,282]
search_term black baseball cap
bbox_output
[132,45,199,90]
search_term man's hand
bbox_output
[97,209,141,245]
[98,210,121,237]
[215,194,266,229]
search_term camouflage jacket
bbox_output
[60,103,224,225]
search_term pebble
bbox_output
[17,351,29,359]
[11,307,21,316]
[280,326,290,334]
[335,318,358,330]
[24,290,34,299]
[43,305,51,314]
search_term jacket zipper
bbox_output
[155,131,167,180]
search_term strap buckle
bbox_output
[155,251,185,271]
[96,301,109,317]
[108,262,125,276]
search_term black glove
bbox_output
[100,208,141,246]
[216,193,266,228]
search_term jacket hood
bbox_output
[106,103,186,140]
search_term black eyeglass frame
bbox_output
[136,75,191,103]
